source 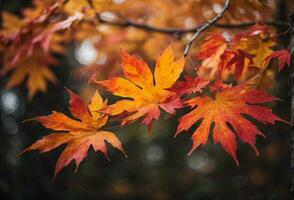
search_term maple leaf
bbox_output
[1,7,84,99]
[170,76,209,96]
[227,50,255,79]
[264,50,290,71]
[22,89,126,178]
[92,46,185,131]
[217,49,235,78]
[4,53,58,99]
[1,2,83,65]
[196,33,228,60]
[234,24,271,41]
[1,3,63,65]
[1,12,22,36]
[32,11,84,52]
[195,25,278,84]
[233,24,276,70]
[196,33,228,80]
[176,85,287,164]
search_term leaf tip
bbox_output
[52,173,57,183]
[22,118,34,123]
[187,144,199,156]
[64,87,73,95]
[235,160,240,166]
[122,150,128,158]
[232,154,240,166]
[18,148,28,156]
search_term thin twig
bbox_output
[184,0,230,57]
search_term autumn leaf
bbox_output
[1,12,22,36]
[1,6,84,99]
[264,50,290,71]
[227,50,255,79]
[4,53,58,99]
[21,89,126,178]
[92,46,185,131]
[176,84,287,164]
[32,11,84,52]
[1,3,63,65]
[217,49,235,79]
[196,33,228,80]
[233,24,276,70]
[234,24,271,41]
[170,76,209,96]
[195,24,278,84]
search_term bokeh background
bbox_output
[0,0,292,199]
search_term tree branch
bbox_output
[98,13,289,32]
[97,13,289,32]
[85,0,289,56]
[95,15,289,33]
[86,0,288,33]
[184,0,230,56]
[95,13,201,35]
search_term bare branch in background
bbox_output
[96,13,289,34]
[85,0,289,56]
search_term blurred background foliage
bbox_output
[0,0,292,199]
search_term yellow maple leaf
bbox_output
[92,46,185,131]
[4,53,57,99]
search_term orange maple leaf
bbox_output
[22,89,126,178]
[176,84,287,164]
[92,46,185,131]
[227,49,255,79]
[170,76,209,96]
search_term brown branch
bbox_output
[96,16,289,33]
[86,0,289,34]
[95,14,202,35]
[97,13,289,32]
[89,0,227,56]
[85,0,289,55]
[184,0,230,56]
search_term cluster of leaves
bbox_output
[0,0,290,178]
[1,1,85,98]
[23,39,288,177]
[195,25,290,87]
